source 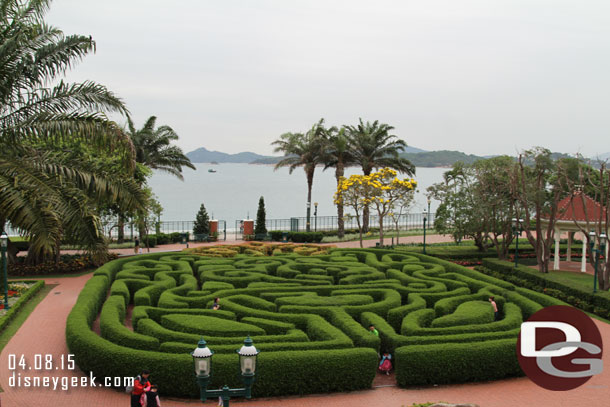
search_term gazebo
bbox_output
[543,191,607,271]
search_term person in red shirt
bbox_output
[131,370,151,407]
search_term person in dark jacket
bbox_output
[131,370,151,407]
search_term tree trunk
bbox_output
[379,215,384,246]
[362,167,371,232]
[117,214,125,243]
[335,164,345,238]
[306,168,315,233]
[395,220,400,244]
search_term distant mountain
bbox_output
[592,152,610,161]
[186,147,273,163]
[400,150,484,167]
[187,145,478,167]
[403,145,427,154]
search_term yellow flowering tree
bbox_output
[335,168,416,247]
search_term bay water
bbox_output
[149,164,446,230]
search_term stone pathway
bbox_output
[1,243,609,407]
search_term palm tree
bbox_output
[0,0,144,263]
[126,116,195,180]
[321,125,355,238]
[119,116,195,241]
[272,120,325,232]
[345,118,415,232]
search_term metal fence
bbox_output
[101,220,227,241]
[263,212,435,233]
[232,212,436,239]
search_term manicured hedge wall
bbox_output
[395,339,522,385]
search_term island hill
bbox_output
[185,146,486,168]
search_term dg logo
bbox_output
[517,305,604,391]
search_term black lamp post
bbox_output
[588,232,607,293]
[512,218,524,268]
[192,336,260,406]
[314,202,318,232]
[1,232,8,310]
[422,209,428,254]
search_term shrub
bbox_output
[395,339,522,386]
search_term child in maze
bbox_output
[379,352,392,375]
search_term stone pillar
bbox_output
[567,231,573,262]
[209,220,218,234]
[581,231,587,272]
[553,227,560,270]
[243,219,254,237]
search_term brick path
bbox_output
[1,240,609,406]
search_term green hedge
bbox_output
[480,259,610,319]
[395,338,522,385]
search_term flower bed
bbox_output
[9,254,118,276]
[0,280,45,332]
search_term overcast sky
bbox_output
[47,0,610,157]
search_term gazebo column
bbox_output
[553,227,560,270]
[567,231,572,262]
[581,231,587,272]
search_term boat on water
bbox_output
[208,169,217,173]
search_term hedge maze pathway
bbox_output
[66,247,569,399]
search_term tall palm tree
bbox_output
[126,116,195,180]
[272,120,325,232]
[321,125,355,238]
[0,0,144,263]
[345,118,415,232]
[118,116,195,241]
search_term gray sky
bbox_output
[47,0,610,157]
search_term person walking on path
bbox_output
[131,370,151,407]
[368,324,379,336]
[489,296,499,321]
[134,236,140,254]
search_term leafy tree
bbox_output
[512,147,568,273]
[321,125,355,238]
[429,157,516,257]
[0,0,144,263]
[193,203,210,235]
[254,196,267,235]
[335,168,416,246]
[345,119,415,232]
[389,189,416,244]
[272,119,325,232]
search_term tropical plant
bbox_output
[321,125,355,238]
[0,0,144,263]
[345,119,415,232]
[113,116,195,241]
[272,119,325,232]
[126,116,195,180]
[254,196,267,235]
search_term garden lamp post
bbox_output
[306,201,311,232]
[427,197,431,223]
[422,209,428,254]
[192,336,260,407]
[588,232,607,293]
[314,202,318,232]
[512,218,524,268]
[1,232,9,310]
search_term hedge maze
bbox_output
[66,247,566,398]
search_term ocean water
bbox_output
[149,164,446,229]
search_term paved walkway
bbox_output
[2,240,609,407]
